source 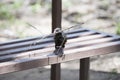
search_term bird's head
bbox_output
[54,28,62,34]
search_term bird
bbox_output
[53,28,67,57]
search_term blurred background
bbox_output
[0,0,120,80]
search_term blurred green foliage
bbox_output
[0,1,23,20]
[12,0,23,9]
[0,3,14,20]
[0,1,23,29]
[111,68,118,74]
[63,0,72,9]
[0,22,9,29]
[100,0,110,10]
[116,22,120,35]
[31,3,41,13]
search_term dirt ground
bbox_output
[0,0,120,80]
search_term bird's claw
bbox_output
[54,47,65,59]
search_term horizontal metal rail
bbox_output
[0,28,86,46]
[0,28,120,74]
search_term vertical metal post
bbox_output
[52,0,62,32]
[80,58,90,80]
[51,0,62,80]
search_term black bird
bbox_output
[53,28,67,57]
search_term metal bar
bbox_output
[0,31,95,51]
[0,28,86,46]
[51,0,62,80]
[0,34,118,56]
[80,56,90,80]
[1,27,119,46]
[0,36,42,46]
[0,32,96,56]
[80,58,90,80]
[1,28,119,52]
[51,63,61,80]
[52,0,62,32]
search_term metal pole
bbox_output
[52,0,62,32]
[80,58,90,80]
[51,0,62,80]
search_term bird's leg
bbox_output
[54,46,64,57]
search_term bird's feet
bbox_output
[54,46,64,57]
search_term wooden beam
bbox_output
[0,41,120,74]
[0,55,49,74]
